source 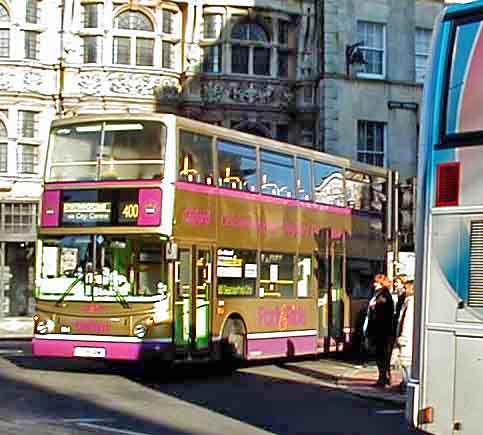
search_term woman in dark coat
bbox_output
[366,274,395,386]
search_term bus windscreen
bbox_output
[47,121,166,181]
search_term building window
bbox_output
[0,120,7,172]
[162,9,175,35]
[278,51,289,78]
[278,20,289,45]
[26,0,39,24]
[415,28,432,83]
[357,21,385,77]
[17,145,38,174]
[18,111,38,139]
[0,6,10,58]
[202,45,222,73]
[82,3,103,28]
[0,5,8,22]
[204,14,223,39]
[24,31,39,60]
[136,37,154,66]
[276,124,289,142]
[231,19,271,76]
[82,36,102,64]
[162,40,175,69]
[0,144,7,172]
[357,120,385,167]
[3,203,37,234]
[113,10,154,66]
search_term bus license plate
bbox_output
[73,347,106,358]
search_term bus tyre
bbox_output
[221,318,246,369]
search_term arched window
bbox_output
[0,5,8,22]
[113,10,154,66]
[0,4,10,58]
[0,119,7,172]
[230,19,271,76]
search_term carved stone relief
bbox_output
[200,79,294,108]
[79,72,104,96]
[23,71,43,93]
[0,69,14,91]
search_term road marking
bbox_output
[77,422,155,435]
[17,418,114,425]
[375,409,404,415]
[0,349,23,355]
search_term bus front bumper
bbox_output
[32,335,173,361]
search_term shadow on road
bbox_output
[3,350,421,435]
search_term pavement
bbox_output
[0,316,33,339]
[0,317,405,406]
[279,358,405,405]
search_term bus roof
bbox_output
[51,113,389,178]
[444,1,483,20]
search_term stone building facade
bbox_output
[320,0,444,181]
[0,0,322,316]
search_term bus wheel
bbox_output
[222,318,246,366]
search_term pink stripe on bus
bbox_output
[176,181,352,215]
[247,335,317,359]
[32,338,171,361]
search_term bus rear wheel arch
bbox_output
[221,317,247,361]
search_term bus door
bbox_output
[316,230,346,351]
[174,246,212,352]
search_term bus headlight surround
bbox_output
[134,324,147,338]
[36,319,55,334]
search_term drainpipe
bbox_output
[56,0,66,117]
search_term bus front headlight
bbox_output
[36,319,55,334]
[134,324,147,338]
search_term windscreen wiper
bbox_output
[55,275,83,307]
[110,285,130,309]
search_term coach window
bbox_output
[217,248,257,296]
[217,139,257,192]
[313,162,345,206]
[296,157,312,201]
[260,252,294,298]
[260,150,295,198]
[178,130,213,184]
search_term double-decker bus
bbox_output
[33,113,391,365]
[407,2,483,434]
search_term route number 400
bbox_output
[122,203,139,219]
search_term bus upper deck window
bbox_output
[178,131,213,185]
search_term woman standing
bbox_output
[396,280,415,392]
[366,274,395,386]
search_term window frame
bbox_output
[112,10,155,67]
[17,144,38,174]
[82,35,103,64]
[24,30,40,60]
[230,18,272,77]
[356,20,386,79]
[415,27,432,84]
[18,110,38,139]
[356,120,386,167]
[25,0,40,24]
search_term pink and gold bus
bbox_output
[33,113,391,364]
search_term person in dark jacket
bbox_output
[393,274,408,335]
[367,273,395,386]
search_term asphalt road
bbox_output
[0,340,422,435]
